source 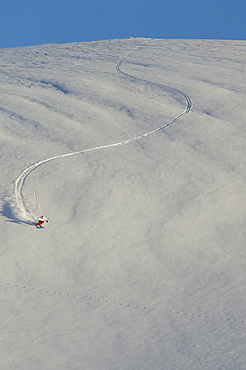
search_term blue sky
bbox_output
[1,0,245,48]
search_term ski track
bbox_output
[9,44,242,326]
[14,44,192,222]
[0,281,244,324]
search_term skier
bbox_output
[35,215,49,228]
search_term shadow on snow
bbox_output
[1,202,34,226]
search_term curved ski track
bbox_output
[14,45,192,221]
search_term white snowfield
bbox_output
[0,38,245,369]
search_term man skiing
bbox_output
[35,215,49,228]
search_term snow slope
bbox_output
[0,38,245,369]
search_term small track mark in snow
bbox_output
[0,281,245,323]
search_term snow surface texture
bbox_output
[0,38,245,369]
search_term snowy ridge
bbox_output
[14,44,192,222]
[10,43,245,328]
[1,39,245,370]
